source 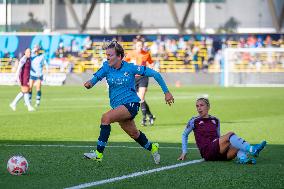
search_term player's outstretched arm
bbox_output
[165,92,174,106]
[178,121,194,161]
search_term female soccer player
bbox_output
[83,41,174,164]
[178,97,266,164]
[124,39,156,126]
[10,48,35,112]
[29,45,48,107]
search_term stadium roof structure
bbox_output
[1,0,283,34]
[57,0,284,34]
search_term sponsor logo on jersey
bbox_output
[124,72,129,77]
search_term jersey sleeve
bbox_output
[130,63,169,93]
[90,62,108,86]
[15,56,26,77]
[182,117,195,154]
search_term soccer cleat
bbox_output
[35,103,40,108]
[28,106,35,112]
[9,103,16,111]
[149,116,156,126]
[250,141,267,157]
[151,143,160,164]
[236,156,256,165]
[84,150,103,162]
[141,120,147,127]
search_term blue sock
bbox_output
[36,90,41,105]
[229,134,252,152]
[97,124,111,153]
[237,150,247,159]
[134,131,152,151]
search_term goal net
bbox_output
[223,48,284,87]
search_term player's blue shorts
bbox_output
[123,102,140,120]
[30,75,43,81]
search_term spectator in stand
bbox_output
[238,37,247,48]
[55,42,67,59]
[83,36,93,51]
[177,36,186,51]
[264,35,273,47]
[255,37,264,48]
[247,35,257,48]
[70,39,80,57]
[50,42,69,72]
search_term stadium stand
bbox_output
[1,34,284,75]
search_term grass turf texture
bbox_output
[0,85,283,188]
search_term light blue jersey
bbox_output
[30,54,47,77]
[90,61,169,109]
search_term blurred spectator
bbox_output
[264,35,273,47]
[50,42,70,72]
[255,37,264,48]
[70,39,80,56]
[83,36,92,51]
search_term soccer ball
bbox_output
[7,155,28,176]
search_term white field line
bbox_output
[0,144,198,150]
[64,159,204,189]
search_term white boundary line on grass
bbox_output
[64,159,204,189]
[0,144,198,150]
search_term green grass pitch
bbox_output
[0,85,283,188]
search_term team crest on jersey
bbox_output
[211,120,216,125]
[137,66,141,71]
[124,72,129,77]
[199,121,204,125]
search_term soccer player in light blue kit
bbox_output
[83,41,174,164]
[29,45,48,107]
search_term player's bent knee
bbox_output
[101,114,111,125]
[226,132,235,139]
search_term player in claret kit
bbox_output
[178,97,266,164]
[10,48,35,112]
[83,41,174,164]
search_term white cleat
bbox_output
[84,150,103,162]
[28,106,35,112]
[9,103,16,111]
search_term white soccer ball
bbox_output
[7,155,28,176]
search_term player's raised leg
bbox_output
[119,118,160,164]
[10,92,23,111]
[84,105,133,162]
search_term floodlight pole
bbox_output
[80,0,97,33]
